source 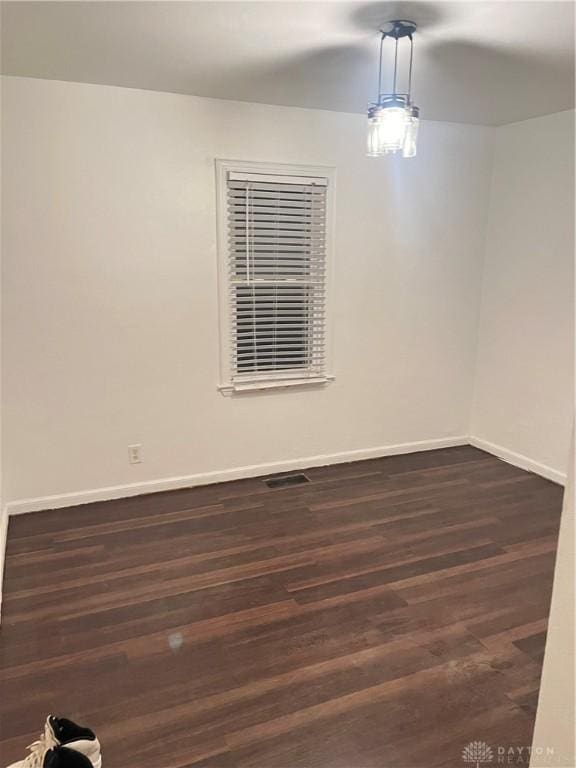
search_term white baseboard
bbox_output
[6,434,564,517]
[469,436,567,486]
[6,436,468,516]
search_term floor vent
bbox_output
[264,473,310,489]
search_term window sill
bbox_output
[219,375,335,396]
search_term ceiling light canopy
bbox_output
[367,20,420,159]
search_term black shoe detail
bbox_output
[49,717,96,746]
[44,747,93,768]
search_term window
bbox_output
[216,161,334,393]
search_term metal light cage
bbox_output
[367,20,420,158]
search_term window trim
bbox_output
[215,159,336,395]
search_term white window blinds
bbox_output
[225,170,329,388]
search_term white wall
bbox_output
[531,430,574,768]
[471,111,574,482]
[0,74,5,611]
[1,76,493,509]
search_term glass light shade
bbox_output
[367,104,419,158]
[401,111,419,158]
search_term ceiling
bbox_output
[1,1,574,125]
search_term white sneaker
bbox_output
[7,716,102,768]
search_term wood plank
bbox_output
[0,446,563,767]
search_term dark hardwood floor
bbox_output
[0,446,564,768]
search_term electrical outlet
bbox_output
[128,444,142,464]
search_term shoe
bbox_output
[44,748,94,768]
[6,716,101,768]
[6,747,92,768]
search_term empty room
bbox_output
[0,1,574,767]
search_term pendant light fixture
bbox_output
[367,20,420,158]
